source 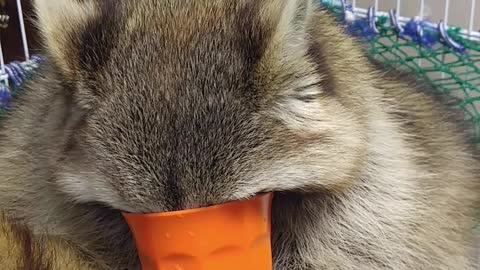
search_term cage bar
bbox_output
[469,0,476,35]
[0,41,7,87]
[15,0,29,60]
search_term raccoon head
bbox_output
[35,0,367,213]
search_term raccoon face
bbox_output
[35,0,366,213]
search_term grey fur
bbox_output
[0,0,478,269]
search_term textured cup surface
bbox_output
[123,193,273,270]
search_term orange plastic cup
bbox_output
[122,193,274,270]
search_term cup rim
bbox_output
[122,192,273,218]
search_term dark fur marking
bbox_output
[234,1,274,71]
[163,150,183,211]
[307,40,337,96]
[79,0,122,81]
[63,116,87,154]
[293,94,316,103]
[1,214,53,270]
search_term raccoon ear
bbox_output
[34,0,98,75]
[263,0,314,56]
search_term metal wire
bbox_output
[15,0,29,60]
[0,41,7,87]
[469,0,477,35]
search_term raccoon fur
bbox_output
[0,213,101,270]
[0,0,478,269]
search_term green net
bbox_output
[321,1,480,143]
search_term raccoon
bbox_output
[0,0,478,269]
[0,213,97,270]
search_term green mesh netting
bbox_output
[322,1,480,143]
